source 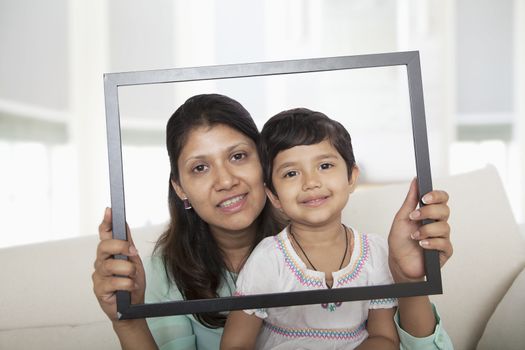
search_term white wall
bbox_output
[0,0,522,247]
[0,0,69,111]
[456,0,514,122]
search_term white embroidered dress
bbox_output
[235,226,397,350]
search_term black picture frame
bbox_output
[104,51,441,320]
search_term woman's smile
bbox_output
[217,193,248,212]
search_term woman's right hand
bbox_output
[92,207,146,323]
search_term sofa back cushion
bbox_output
[343,165,525,350]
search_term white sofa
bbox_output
[1,165,524,350]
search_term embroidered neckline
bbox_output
[275,234,324,288]
[336,232,370,286]
[275,227,370,288]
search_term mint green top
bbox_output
[397,303,454,350]
[145,256,235,350]
[144,256,453,350]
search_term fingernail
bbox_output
[419,240,429,247]
[411,231,420,240]
[409,210,420,220]
[422,194,432,204]
[129,245,138,255]
[105,207,110,215]
[134,283,140,290]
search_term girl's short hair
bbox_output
[259,107,356,194]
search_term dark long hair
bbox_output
[154,94,283,328]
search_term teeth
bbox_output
[304,197,326,204]
[219,195,244,208]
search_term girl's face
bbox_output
[173,124,266,236]
[266,139,359,229]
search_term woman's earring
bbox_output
[182,197,192,210]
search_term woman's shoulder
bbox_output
[143,254,167,278]
[144,254,185,302]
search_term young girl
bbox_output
[221,108,439,349]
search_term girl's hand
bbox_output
[387,179,452,283]
[92,208,146,323]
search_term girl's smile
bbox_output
[299,194,330,207]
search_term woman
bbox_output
[93,94,453,349]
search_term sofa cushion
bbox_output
[477,266,525,349]
[0,224,162,332]
[0,321,119,350]
[344,165,525,350]
[430,166,525,350]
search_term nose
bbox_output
[213,164,239,191]
[302,171,321,191]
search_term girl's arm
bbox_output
[220,310,263,350]
[356,308,399,350]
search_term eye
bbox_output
[192,164,209,173]
[284,170,299,178]
[320,163,334,170]
[231,152,247,161]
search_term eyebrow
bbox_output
[274,153,339,173]
[183,142,253,165]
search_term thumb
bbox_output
[395,178,419,220]
[125,223,138,253]
[98,207,113,240]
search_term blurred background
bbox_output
[1,0,523,247]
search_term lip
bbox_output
[216,193,247,212]
[300,195,329,207]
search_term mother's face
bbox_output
[172,124,267,235]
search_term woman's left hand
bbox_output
[388,178,452,283]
